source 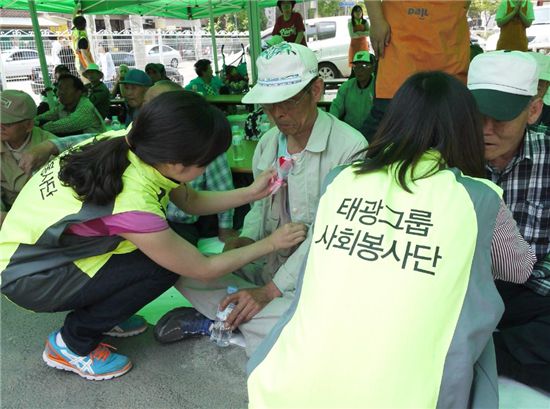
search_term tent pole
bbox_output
[246,0,261,84]
[209,0,219,74]
[28,0,54,107]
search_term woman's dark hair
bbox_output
[54,64,70,74]
[194,59,211,77]
[350,5,367,26]
[354,71,485,192]
[277,0,296,12]
[57,74,86,92]
[73,15,86,30]
[58,91,232,205]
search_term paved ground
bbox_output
[1,297,249,409]
[3,293,550,409]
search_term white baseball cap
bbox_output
[242,42,318,104]
[467,51,539,121]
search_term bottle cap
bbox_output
[227,286,238,294]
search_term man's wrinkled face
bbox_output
[124,84,148,109]
[261,80,320,138]
[482,98,542,168]
[1,119,33,144]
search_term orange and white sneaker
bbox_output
[42,331,132,381]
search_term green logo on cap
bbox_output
[262,42,294,60]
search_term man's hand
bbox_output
[223,236,255,252]
[18,140,57,174]
[220,281,283,329]
[369,17,391,58]
[218,228,238,243]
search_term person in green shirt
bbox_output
[329,51,375,131]
[185,59,223,96]
[83,63,111,119]
[496,0,534,51]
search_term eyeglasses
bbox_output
[353,63,373,70]
[261,82,313,113]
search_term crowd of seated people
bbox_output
[1,20,549,406]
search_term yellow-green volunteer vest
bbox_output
[248,151,505,408]
[0,133,178,311]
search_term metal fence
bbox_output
[0,28,250,93]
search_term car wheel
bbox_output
[318,62,340,80]
[170,58,179,68]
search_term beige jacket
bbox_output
[1,127,57,212]
[241,109,367,293]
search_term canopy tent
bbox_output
[0,0,281,20]
[0,0,291,90]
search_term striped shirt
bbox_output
[486,127,550,296]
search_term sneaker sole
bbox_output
[103,324,148,338]
[42,350,132,381]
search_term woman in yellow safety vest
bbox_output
[0,91,306,382]
[247,72,535,408]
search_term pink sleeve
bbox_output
[66,211,169,236]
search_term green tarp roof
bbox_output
[0,0,282,19]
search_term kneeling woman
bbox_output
[0,91,306,381]
[247,72,535,408]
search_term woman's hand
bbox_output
[267,222,308,251]
[247,168,277,201]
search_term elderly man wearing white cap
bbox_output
[468,50,550,392]
[158,42,367,356]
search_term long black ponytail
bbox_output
[58,91,231,206]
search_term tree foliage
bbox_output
[214,9,268,32]
[317,0,348,17]
[468,0,499,26]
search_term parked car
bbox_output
[145,45,181,68]
[1,49,52,78]
[111,51,135,67]
[164,66,184,85]
[251,16,355,80]
[30,64,54,95]
[527,5,550,51]
[470,34,487,50]
[305,16,354,79]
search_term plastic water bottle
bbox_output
[231,125,245,162]
[111,115,122,131]
[210,286,238,347]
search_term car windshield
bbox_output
[533,8,550,24]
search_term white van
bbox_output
[254,15,362,79]
[304,16,354,79]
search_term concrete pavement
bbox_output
[1,297,249,409]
